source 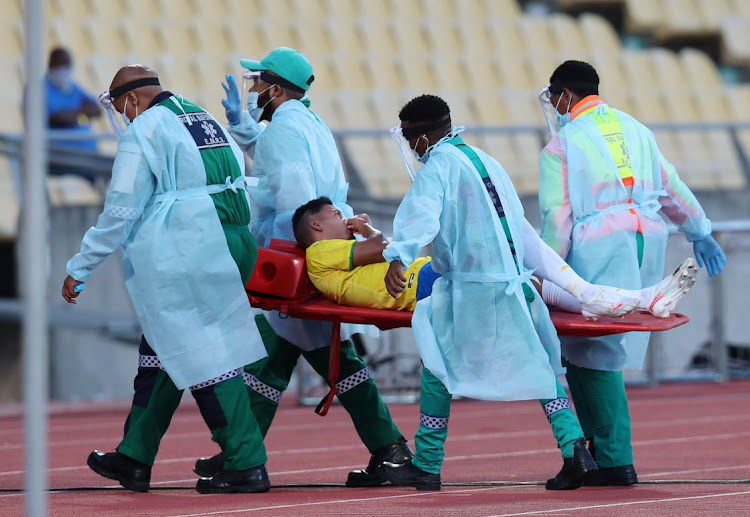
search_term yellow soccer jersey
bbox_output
[305,239,431,311]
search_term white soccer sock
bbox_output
[541,280,582,313]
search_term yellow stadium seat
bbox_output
[724,85,750,122]
[623,0,667,33]
[421,15,464,55]
[656,0,717,40]
[498,87,540,124]
[679,48,722,88]
[470,89,512,125]
[335,90,380,129]
[420,0,461,19]
[547,13,589,56]
[47,175,103,207]
[453,16,492,55]
[82,19,129,56]
[323,16,365,56]
[476,0,522,19]
[620,50,656,92]
[578,13,621,53]
[494,52,532,89]
[695,0,735,31]
[649,48,688,91]
[516,16,556,56]
[309,90,344,128]
[0,156,20,240]
[0,19,22,57]
[525,52,564,93]
[345,136,412,198]
[458,53,502,89]
[730,0,750,16]
[486,18,522,53]
[387,18,431,55]
[720,16,750,67]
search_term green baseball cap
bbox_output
[240,47,315,92]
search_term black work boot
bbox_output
[194,452,225,478]
[380,460,441,491]
[87,450,151,492]
[196,464,271,494]
[346,437,414,487]
[545,437,598,490]
[584,438,638,486]
[584,464,638,486]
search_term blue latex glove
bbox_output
[221,74,241,125]
[74,282,85,293]
[693,235,727,277]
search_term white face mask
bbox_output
[246,91,263,122]
[120,96,138,126]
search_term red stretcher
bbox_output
[245,239,689,416]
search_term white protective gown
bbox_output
[383,141,561,401]
[66,96,267,389]
[247,99,374,350]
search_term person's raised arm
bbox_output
[348,216,389,267]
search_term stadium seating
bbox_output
[1,0,748,226]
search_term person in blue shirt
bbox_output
[44,47,101,181]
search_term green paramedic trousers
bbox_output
[564,360,633,468]
[412,368,584,475]
[242,314,403,453]
[117,337,267,471]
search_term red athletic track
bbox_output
[2,380,749,516]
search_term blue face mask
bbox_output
[556,111,571,127]
[412,137,429,164]
[555,94,572,128]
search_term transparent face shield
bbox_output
[99,90,127,139]
[389,124,419,182]
[538,86,561,140]
[241,70,263,127]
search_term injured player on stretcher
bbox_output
[292,196,697,321]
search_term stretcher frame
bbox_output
[246,240,689,416]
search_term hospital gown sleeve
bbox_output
[649,131,711,241]
[226,116,265,159]
[254,121,318,242]
[65,131,155,281]
[383,165,444,268]
[538,136,574,258]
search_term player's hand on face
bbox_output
[346,216,369,234]
[355,213,371,225]
[385,260,407,299]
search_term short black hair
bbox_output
[549,60,599,97]
[292,196,333,249]
[48,46,71,68]
[399,94,451,124]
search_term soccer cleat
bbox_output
[644,258,698,318]
[579,285,640,320]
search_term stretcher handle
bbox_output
[315,321,341,416]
